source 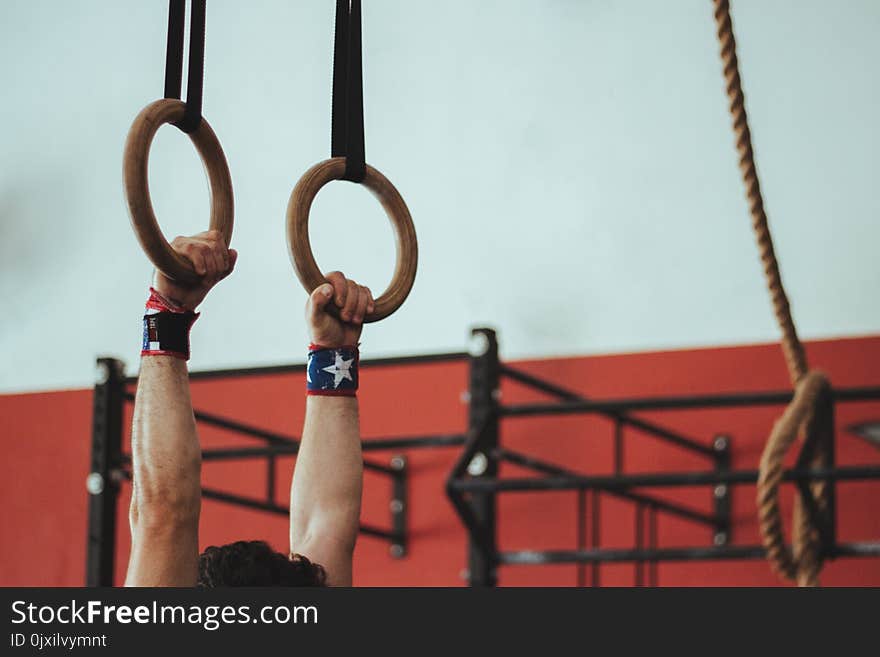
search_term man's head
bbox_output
[197,540,326,587]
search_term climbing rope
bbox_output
[712,0,831,586]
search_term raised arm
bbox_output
[125,231,236,586]
[289,272,373,587]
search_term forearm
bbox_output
[124,233,234,586]
[289,275,371,585]
[129,356,201,526]
[289,396,363,560]
[125,354,201,586]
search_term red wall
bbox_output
[2,335,879,586]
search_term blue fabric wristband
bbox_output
[307,344,359,396]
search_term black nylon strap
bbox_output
[163,0,206,134]
[163,0,185,102]
[331,0,366,182]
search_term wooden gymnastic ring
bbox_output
[287,157,418,323]
[123,98,234,285]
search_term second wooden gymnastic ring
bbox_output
[287,157,418,323]
[123,98,234,284]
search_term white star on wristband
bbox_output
[322,351,354,388]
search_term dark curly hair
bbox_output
[197,540,326,587]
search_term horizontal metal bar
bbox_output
[362,461,396,476]
[500,386,880,417]
[196,435,466,462]
[197,447,395,475]
[500,365,714,459]
[835,387,880,402]
[198,446,299,460]
[499,541,880,565]
[122,449,394,476]
[495,448,716,527]
[200,487,392,540]
[450,464,880,494]
[361,434,467,451]
[123,351,469,384]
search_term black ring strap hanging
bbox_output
[163,0,206,134]
[331,0,366,182]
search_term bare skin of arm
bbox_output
[125,356,201,586]
[289,272,374,587]
[125,231,236,586]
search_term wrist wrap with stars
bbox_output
[307,344,359,396]
[141,288,199,360]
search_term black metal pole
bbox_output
[450,464,880,493]
[648,505,658,586]
[123,445,396,475]
[85,358,125,587]
[712,435,731,546]
[360,434,468,451]
[500,386,880,417]
[390,456,408,558]
[266,454,276,505]
[466,328,500,587]
[591,492,601,586]
[189,433,467,461]
[824,390,838,552]
[634,504,644,586]
[576,490,586,587]
[499,541,880,565]
[614,420,624,473]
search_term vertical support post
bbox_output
[613,420,624,474]
[591,491,601,587]
[822,391,837,554]
[390,455,408,558]
[634,503,645,587]
[266,454,277,505]
[648,504,658,587]
[576,490,586,587]
[466,328,500,587]
[712,434,731,546]
[86,358,125,587]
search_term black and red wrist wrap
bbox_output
[141,288,199,360]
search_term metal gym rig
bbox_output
[86,328,880,586]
